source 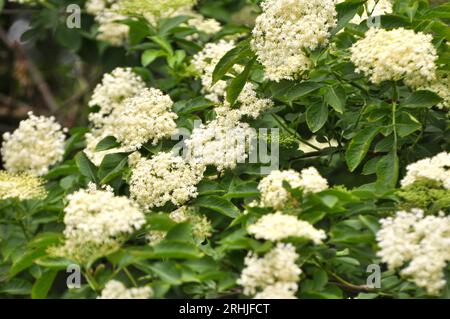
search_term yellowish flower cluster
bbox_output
[169,206,212,239]
[238,243,301,298]
[257,167,328,209]
[350,28,437,87]
[0,171,47,201]
[401,152,450,189]
[129,152,205,209]
[248,211,326,244]
[98,280,153,299]
[376,209,450,295]
[117,0,196,17]
[1,112,66,176]
[251,0,337,81]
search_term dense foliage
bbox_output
[0,0,449,299]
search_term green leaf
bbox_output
[150,36,173,55]
[141,49,165,67]
[332,0,365,34]
[195,196,240,218]
[325,85,346,113]
[121,18,153,45]
[165,223,194,243]
[306,101,328,133]
[396,112,421,138]
[35,257,74,270]
[158,15,191,36]
[10,250,46,277]
[375,151,399,190]
[152,241,202,259]
[400,90,442,109]
[224,182,259,199]
[212,39,252,84]
[95,136,120,152]
[0,278,32,295]
[75,152,99,184]
[31,269,58,299]
[148,261,182,285]
[28,233,62,250]
[55,25,81,51]
[345,127,380,172]
[98,152,129,184]
[173,97,213,115]
[226,56,256,105]
[284,81,321,102]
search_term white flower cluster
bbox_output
[350,28,438,88]
[400,152,450,189]
[85,1,129,46]
[185,119,256,171]
[8,0,43,4]
[258,167,328,209]
[216,83,274,125]
[376,209,450,295]
[112,88,178,150]
[129,152,205,209]
[86,68,177,160]
[248,211,326,244]
[191,40,237,103]
[238,243,301,298]
[98,280,153,299]
[63,184,146,245]
[0,171,47,201]
[349,0,393,25]
[1,112,66,176]
[251,0,337,82]
[89,67,146,126]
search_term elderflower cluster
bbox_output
[185,119,256,171]
[63,184,145,245]
[98,280,153,299]
[50,184,145,264]
[85,1,129,46]
[258,167,328,209]
[1,112,66,176]
[112,88,178,150]
[248,211,326,244]
[8,0,43,4]
[251,0,337,82]
[0,171,47,201]
[89,67,146,127]
[191,40,237,103]
[129,152,205,209]
[86,68,148,164]
[400,152,450,190]
[350,28,438,88]
[376,209,450,295]
[215,83,274,125]
[238,243,301,298]
[88,81,177,154]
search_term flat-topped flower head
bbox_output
[98,280,153,299]
[0,171,47,201]
[350,28,437,87]
[1,112,66,176]
[129,152,205,209]
[252,0,337,81]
